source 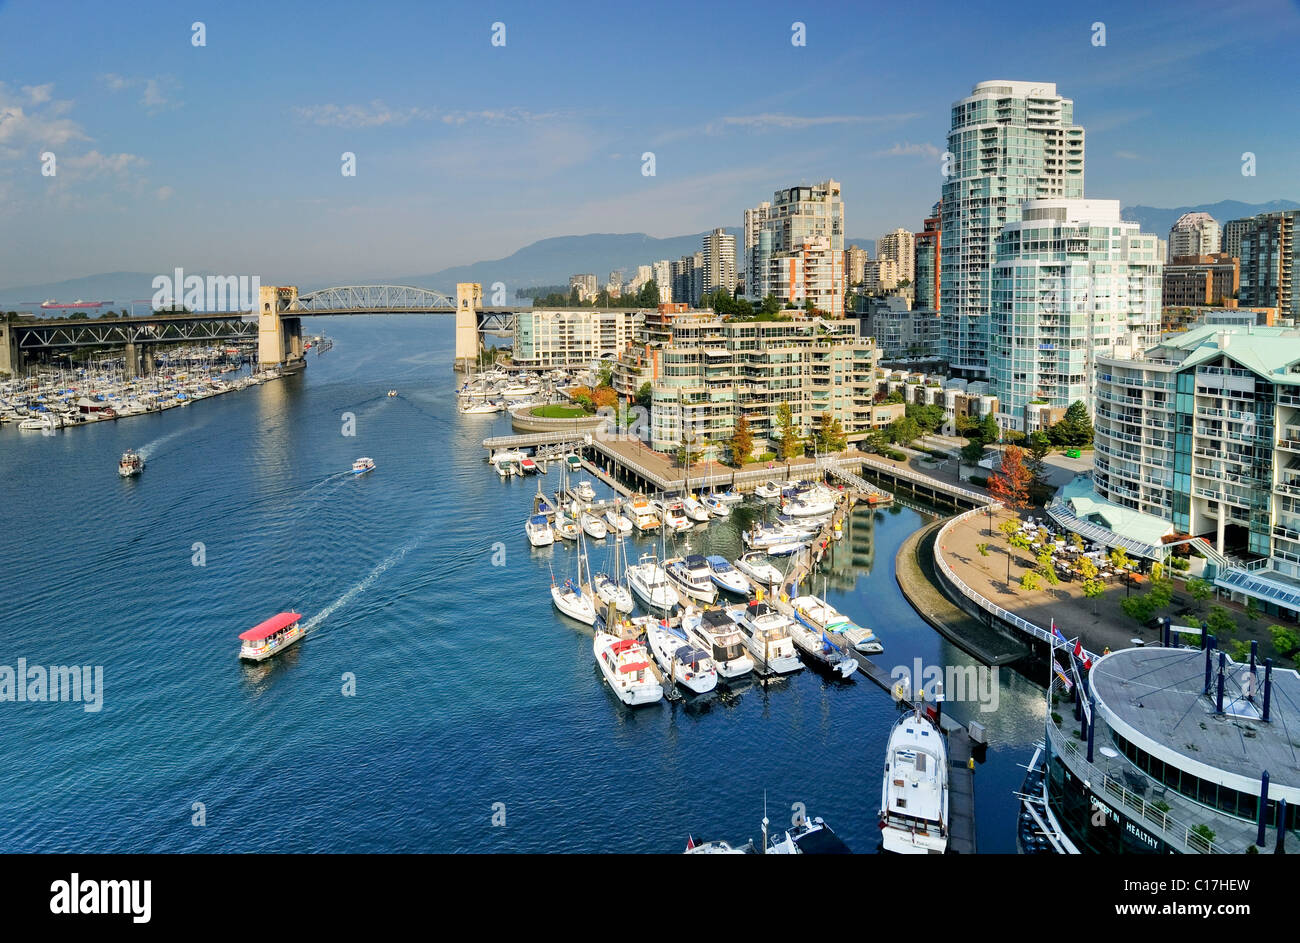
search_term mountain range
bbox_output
[4,199,1296,309]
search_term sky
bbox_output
[1,0,1298,289]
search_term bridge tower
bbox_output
[454,282,482,372]
[258,285,305,370]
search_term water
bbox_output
[0,316,1045,853]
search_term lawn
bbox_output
[532,404,589,419]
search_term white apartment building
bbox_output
[745,180,844,315]
[989,199,1161,431]
[701,228,737,297]
[513,309,644,368]
[941,81,1086,379]
[1167,212,1221,263]
[877,228,916,286]
[652,260,672,303]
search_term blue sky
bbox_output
[1,0,1297,288]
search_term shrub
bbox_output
[1268,624,1300,657]
[757,451,777,462]
[1169,555,1190,571]
[970,475,989,487]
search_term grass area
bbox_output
[532,404,589,418]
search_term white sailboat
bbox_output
[551,532,597,624]
[626,552,680,613]
[593,536,634,614]
[734,551,784,589]
[880,708,949,854]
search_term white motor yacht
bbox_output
[580,512,608,540]
[733,601,803,674]
[574,480,596,502]
[701,495,730,518]
[753,480,782,499]
[704,555,751,596]
[682,495,711,523]
[553,512,579,541]
[603,507,633,535]
[664,553,718,604]
[645,621,717,695]
[593,632,663,706]
[683,607,753,679]
[525,514,554,547]
[625,553,680,613]
[880,708,949,854]
[627,494,660,533]
[787,616,859,679]
[733,552,784,589]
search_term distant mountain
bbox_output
[1,230,883,309]
[1121,200,1300,237]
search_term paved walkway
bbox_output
[939,506,1290,660]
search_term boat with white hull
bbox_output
[664,553,718,604]
[593,632,663,706]
[580,512,608,540]
[626,553,680,613]
[603,506,633,535]
[733,601,803,675]
[791,594,883,654]
[645,622,717,695]
[734,552,784,589]
[753,480,782,499]
[879,708,949,854]
[787,619,858,678]
[627,494,660,533]
[682,496,711,523]
[684,608,753,679]
[525,514,554,547]
[704,555,750,596]
[701,495,729,517]
[552,532,597,625]
[553,512,579,541]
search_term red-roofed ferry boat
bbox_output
[239,612,304,661]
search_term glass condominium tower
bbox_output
[941,81,1085,379]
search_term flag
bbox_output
[1073,640,1082,658]
[1082,656,1092,671]
[1053,656,1073,692]
[685,835,695,851]
[1052,621,1068,648]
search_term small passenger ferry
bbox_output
[118,449,145,477]
[238,612,305,661]
[352,457,376,475]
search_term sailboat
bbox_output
[593,535,635,614]
[645,620,717,695]
[551,530,597,624]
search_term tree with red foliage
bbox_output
[988,444,1032,510]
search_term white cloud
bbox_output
[875,142,942,158]
[1114,150,1141,160]
[0,83,87,154]
[99,74,181,113]
[295,101,433,128]
[62,150,145,178]
[155,185,174,201]
[22,84,53,104]
[715,112,921,131]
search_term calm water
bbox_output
[0,316,1046,853]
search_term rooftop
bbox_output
[1092,647,1300,795]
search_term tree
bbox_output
[1108,548,1130,571]
[1268,624,1300,658]
[1082,577,1105,615]
[730,413,753,467]
[760,293,781,315]
[1021,572,1040,591]
[977,413,1000,445]
[906,402,946,434]
[1121,594,1157,625]
[634,382,652,410]
[637,280,659,307]
[861,428,889,455]
[961,439,986,466]
[1049,400,1094,448]
[1206,605,1238,642]
[988,444,1032,510]
[596,364,613,388]
[815,412,847,453]
[888,415,921,447]
[776,401,801,460]
[1078,556,1099,581]
[1187,577,1213,611]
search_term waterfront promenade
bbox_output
[937,505,1290,661]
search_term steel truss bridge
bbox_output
[11,312,255,352]
[288,285,524,334]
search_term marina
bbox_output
[0,316,1047,854]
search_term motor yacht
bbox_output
[117,449,145,478]
[790,594,883,654]
[664,553,718,604]
[625,552,680,613]
[733,601,803,674]
[683,607,753,679]
[704,555,751,596]
[525,514,554,547]
[351,457,376,475]
[880,708,949,854]
[733,552,784,589]
[593,632,663,706]
[645,621,717,695]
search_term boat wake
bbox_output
[301,531,427,635]
[137,424,199,460]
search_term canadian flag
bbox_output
[1073,640,1083,658]
[685,835,695,851]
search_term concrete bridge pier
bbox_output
[258,285,306,370]
[0,322,20,378]
[454,282,482,373]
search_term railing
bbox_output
[856,454,993,507]
[1044,498,1167,561]
[1047,722,1225,853]
[932,505,1099,659]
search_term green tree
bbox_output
[1021,572,1041,591]
[1187,577,1213,612]
[961,439,986,466]
[730,413,753,467]
[1108,548,1130,571]
[977,413,1000,445]
[814,412,847,452]
[596,364,613,388]
[1245,598,1261,623]
[1121,594,1157,625]
[1049,400,1094,448]
[1206,605,1238,642]
[760,293,781,315]
[1267,624,1300,657]
[637,280,659,307]
[776,401,801,460]
[1082,577,1105,615]
[888,415,921,447]
[861,428,889,455]
[905,402,946,434]
[634,382,652,410]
